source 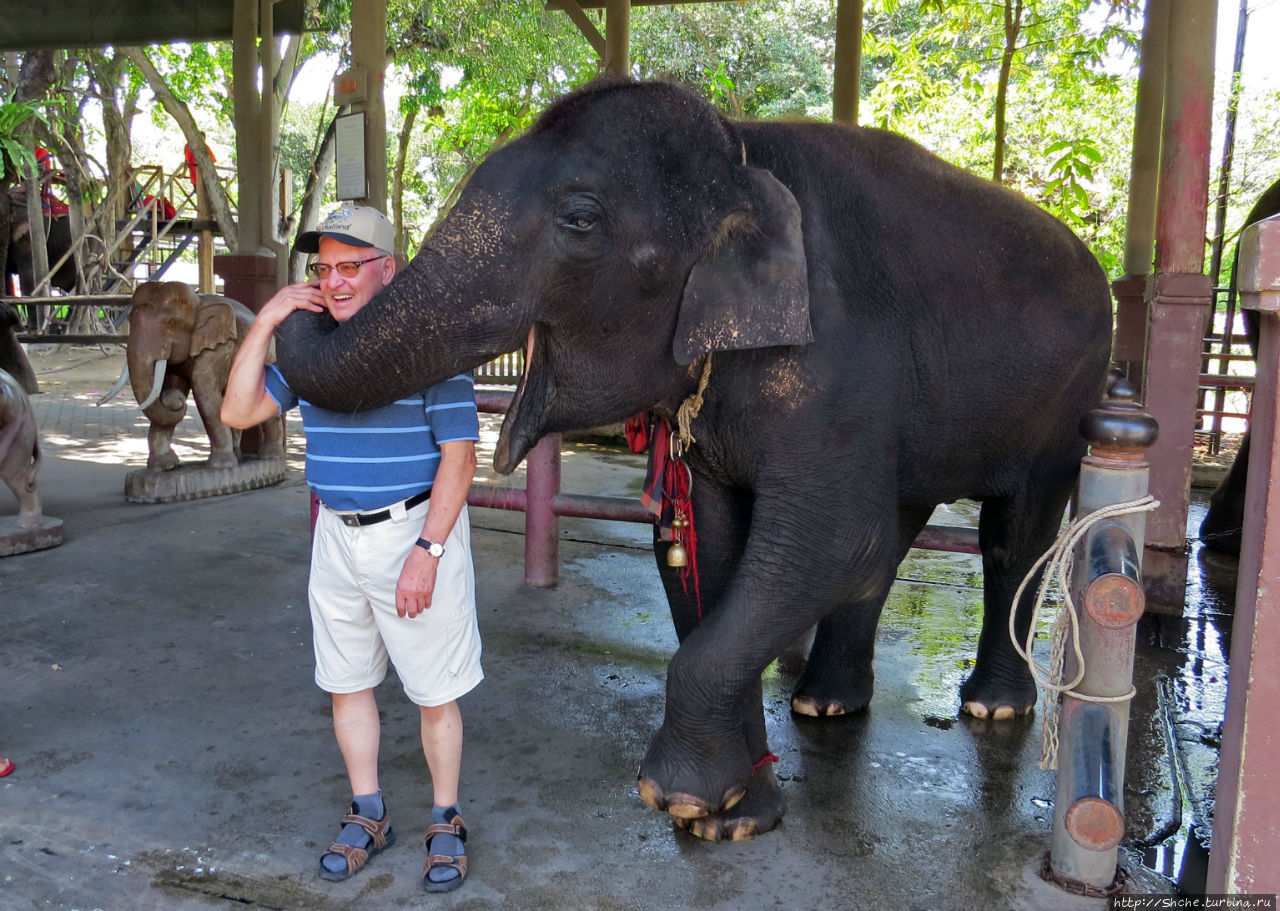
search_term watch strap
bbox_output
[415,538,445,556]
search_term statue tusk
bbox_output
[95,365,130,406]
[137,358,168,410]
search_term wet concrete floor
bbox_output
[0,348,1225,909]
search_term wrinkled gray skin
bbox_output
[0,367,42,527]
[275,80,1113,841]
[124,282,284,470]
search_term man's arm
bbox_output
[221,282,325,429]
[396,439,478,619]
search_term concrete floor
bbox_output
[0,348,1214,910]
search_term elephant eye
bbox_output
[556,194,602,235]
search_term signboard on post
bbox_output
[333,67,368,105]
[335,112,366,201]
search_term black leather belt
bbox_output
[336,489,431,527]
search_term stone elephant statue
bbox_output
[273,79,1112,841]
[101,282,284,470]
[0,367,43,527]
[1,301,39,394]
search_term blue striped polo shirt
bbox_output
[264,365,480,512]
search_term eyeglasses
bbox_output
[307,255,388,280]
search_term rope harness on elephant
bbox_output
[625,354,714,620]
[1009,495,1160,771]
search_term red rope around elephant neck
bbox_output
[625,413,702,619]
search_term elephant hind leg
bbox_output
[790,504,934,717]
[962,462,1079,720]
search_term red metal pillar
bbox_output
[213,252,278,313]
[523,433,562,588]
[1141,0,1217,609]
[1208,215,1280,893]
[1111,0,1170,384]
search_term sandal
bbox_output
[421,811,468,893]
[318,810,395,882]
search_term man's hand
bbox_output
[222,280,326,429]
[256,280,326,330]
[396,545,439,618]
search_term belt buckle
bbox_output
[339,513,362,527]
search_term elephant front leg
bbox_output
[147,421,180,470]
[670,679,787,842]
[143,387,188,471]
[791,504,934,717]
[641,483,783,834]
[638,487,898,835]
[637,573,840,833]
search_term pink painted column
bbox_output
[1208,214,1280,893]
[1140,0,1217,609]
[522,433,561,588]
[1111,0,1170,386]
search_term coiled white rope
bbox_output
[1007,495,1160,770]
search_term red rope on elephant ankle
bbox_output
[753,752,779,771]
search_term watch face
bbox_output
[428,542,444,557]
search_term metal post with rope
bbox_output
[1012,373,1159,895]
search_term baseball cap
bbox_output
[295,204,394,255]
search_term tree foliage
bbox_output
[2,1,1279,289]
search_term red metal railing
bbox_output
[467,388,980,587]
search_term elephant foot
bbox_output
[672,764,785,842]
[15,509,45,530]
[148,452,180,471]
[256,443,286,461]
[790,668,873,718]
[637,724,751,820]
[958,669,1037,721]
[207,451,239,469]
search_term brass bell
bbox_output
[667,515,688,568]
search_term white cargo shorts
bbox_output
[309,499,483,707]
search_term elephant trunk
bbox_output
[135,358,168,410]
[275,193,529,412]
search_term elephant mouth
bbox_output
[494,324,553,475]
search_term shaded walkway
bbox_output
[0,348,1216,909]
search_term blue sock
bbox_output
[321,790,384,875]
[426,804,464,885]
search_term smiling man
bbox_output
[222,205,482,893]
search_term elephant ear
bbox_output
[673,167,812,366]
[192,296,237,354]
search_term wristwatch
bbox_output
[415,538,445,558]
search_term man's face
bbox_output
[315,236,395,323]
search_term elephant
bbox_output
[1,301,39,394]
[1199,176,1280,556]
[272,79,1113,841]
[0,367,43,528]
[5,189,76,299]
[102,282,285,470]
